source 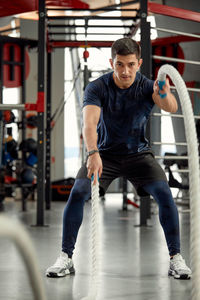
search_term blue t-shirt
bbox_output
[83,71,155,155]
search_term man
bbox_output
[46,38,191,279]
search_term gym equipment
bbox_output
[3,111,15,124]
[122,177,139,210]
[158,64,200,300]
[26,138,37,154]
[26,113,37,129]
[6,139,18,160]
[163,152,178,167]
[26,153,38,167]
[0,167,5,204]
[0,215,46,300]
[165,166,189,190]
[51,178,75,201]
[20,140,28,153]
[163,152,188,169]
[0,112,4,167]
[82,177,101,300]
[20,168,35,184]
[19,138,37,155]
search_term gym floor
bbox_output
[0,194,191,300]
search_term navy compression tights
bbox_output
[62,179,180,257]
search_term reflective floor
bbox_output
[0,194,191,300]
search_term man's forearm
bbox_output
[82,126,98,152]
[157,93,177,113]
[153,92,178,113]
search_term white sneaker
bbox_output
[168,253,191,279]
[46,252,75,277]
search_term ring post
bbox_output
[157,64,200,300]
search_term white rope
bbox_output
[82,179,101,300]
[157,64,200,300]
[0,214,46,300]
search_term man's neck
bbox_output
[112,73,134,89]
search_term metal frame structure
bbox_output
[45,51,52,210]
[36,0,46,225]
[0,35,38,212]
[138,0,151,225]
[45,0,152,225]
[148,1,200,23]
[0,2,45,225]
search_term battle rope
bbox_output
[0,215,46,300]
[158,64,200,300]
[82,178,101,300]
[82,64,199,299]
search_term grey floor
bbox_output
[0,194,191,300]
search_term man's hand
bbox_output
[152,78,178,113]
[87,153,103,185]
[154,78,171,98]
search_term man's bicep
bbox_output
[83,105,101,126]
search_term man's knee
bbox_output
[70,178,91,201]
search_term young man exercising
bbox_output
[46,38,191,280]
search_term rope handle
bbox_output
[91,173,99,183]
[158,80,167,98]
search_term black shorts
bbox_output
[76,150,167,196]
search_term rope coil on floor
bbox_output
[157,64,200,300]
[82,179,101,300]
[0,215,46,300]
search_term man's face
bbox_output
[110,54,143,89]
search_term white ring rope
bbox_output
[157,64,200,300]
[0,214,46,300]
[82,180,101,300]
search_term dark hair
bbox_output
[111,38,141,60]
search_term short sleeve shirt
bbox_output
[83,71,155,155]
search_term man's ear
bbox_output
[138,58,143,70]
[109,58,114,69]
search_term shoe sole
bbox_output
[46,266,75,278]
[168,269,191,280]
